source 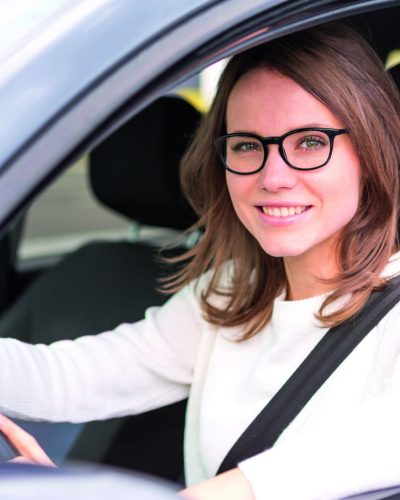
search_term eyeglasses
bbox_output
[212,127,349,174]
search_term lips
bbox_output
[259,206,308,217]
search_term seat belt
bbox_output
[217,274,400,474]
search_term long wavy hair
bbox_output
[165,22,400,340]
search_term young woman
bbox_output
[1,22,400,499]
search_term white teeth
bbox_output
[281,207,289,217]
[261,206,307,217]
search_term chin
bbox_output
[258,242,310,258]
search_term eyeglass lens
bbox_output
[223,130,331,172]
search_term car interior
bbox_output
[0,94,201,482]
[1,3,400,485]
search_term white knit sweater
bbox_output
[1,254,400,499]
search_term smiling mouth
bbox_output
[259,206,309,217]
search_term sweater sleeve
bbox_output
[0,281,204,423]
[238,393,400,500]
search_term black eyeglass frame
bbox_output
[212,127,349,174]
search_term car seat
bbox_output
[0,95,201,481]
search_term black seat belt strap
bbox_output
[217,275,400,474]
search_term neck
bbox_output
[283,245,340,301]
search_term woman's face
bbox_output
[225,68,362,266]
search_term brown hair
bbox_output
[166,22,400,340]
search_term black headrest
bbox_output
[89,96,201,230]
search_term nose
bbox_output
[257,145,298,192]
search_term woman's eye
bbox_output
[298,136,327,150]
[231,141,260,153]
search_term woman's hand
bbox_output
[179,468,255,500]
[0,414,55,467]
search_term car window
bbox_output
[18,157,130,262]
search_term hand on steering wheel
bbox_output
[0,414,55,467]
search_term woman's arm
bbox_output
[0,285,203,423]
